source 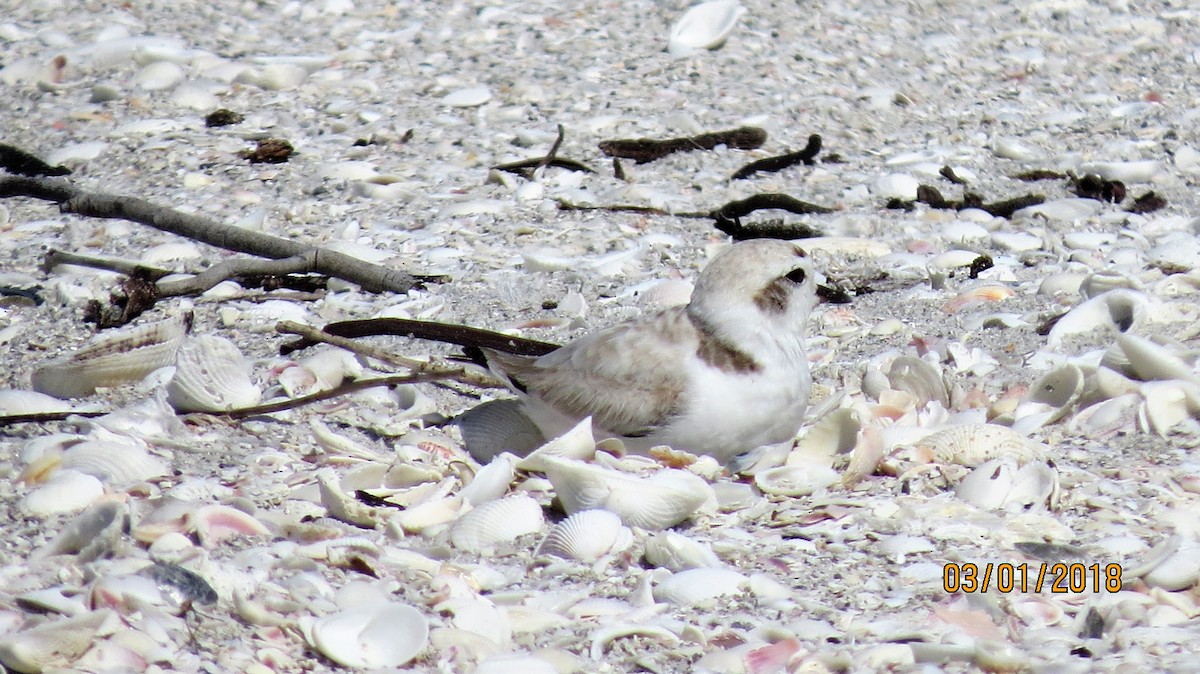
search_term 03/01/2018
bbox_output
[943,562,1122,594]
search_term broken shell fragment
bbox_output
[914,424,1042,467]
[956,458,1058,511]
[1046,289,1149,348]
[754,464,840,497]
[0,609,117,673]
[668,0,746,56]
[32,313,190,398]
[885,356,949,409]
[1014,363,1085,429]
[643,531,724,571]
[307,602,429,668]
[32,500,128,562]
[535,509,632,562]
[166,334,262,412]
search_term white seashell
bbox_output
[1062,231,1116,251]
[535,509,632,562]
[61,440,169,485]
[915,424,1042,467]
[22,470,105,517]
[1037,272,1088,297]
[872,173,920,201]
[32,500,128,562]
[1001,461,1059,511]
[791,236,891,258]
[1142,546,1200,591]
[458,453,517,506]
[653,568,748,606]
[886,356,949,408]
[0,389,75,415]
[0,609,116,673]
[1138,380,1200,436]
[1014,198,1103,222]
[307,602,428,668]
[540,457,712,530]
[132,61,184,91]
[643,531,723,571]
[1014,363,1085,429]
[1080,272,1141,299]
[318,471,381,528]
[990,230,1042,252]
[475,654,558,674]
[515,417,595,472]
[459,399,548,463]
[667,0,746,56]
[190,504,272,547]
[449,494,544,553]
[166,335,262,412]
[1078,160,1159,184]
[1115,333,1200,386]
[1046,289,1150,348]
[992,137,1040,161]
[754,464,839,497]
[441,86,492,107]
[789,407,861,464]
[32,314,190,399]
[235,63,308,90]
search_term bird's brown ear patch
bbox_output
[753,279,790,314]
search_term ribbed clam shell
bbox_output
[540,456,712,530]
[668,0,745,56]
[917,424,1042,467]
[643,531,723,571]
[449,494,545,553]
[307,602,428,669]
[653,568,748,606]
[32,314,190,399]
[458,398,548,463]
[166,335,262,413]
[61,440,169,485]
[535,509,631,562]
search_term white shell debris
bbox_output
[449,494,545,553]
[536,509,632,562]
[166,334,262,412]
[32,314,190,398]
[306,602,428,669]
[540,456,713,530]
[668,0,745,56]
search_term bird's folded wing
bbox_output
[484,308,697,437]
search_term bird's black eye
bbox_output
[785,268,807,284]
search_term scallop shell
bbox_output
[643,531,723,571]
[32,314,190,398]
[540,456,712,530]
[307,602,429,669]
[60,440,169,485]
[535,509,632,562]
[915,424,1042,467]
[449,494,545,553]
[515,417,595,472]
[458,399,547,463]
[166,334,262,413]
[668,0,745,56]
[653,568,748,606]
[0,609,116,673]
[1046,289,1149,348]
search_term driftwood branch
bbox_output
[0,174,418,294]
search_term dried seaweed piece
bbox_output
[915,185,952,209]
[147,562,218,606]
[204,109,244,128]
[242,138,294,164]
[816,283,853,304]
[0,143,71,177]
[0,286,42,306]
[83,274,160,328]
[968,254,993,279]
[730,134,821,180]
[905,184,1044,218]
[714,217,822,241]
[1073,173,1125,203]
[939,165,967,185]
[712,193,833,223]
[492,124,596,178]
[599,126,767,164]
[1127,191,1167,214]
[978,193,1044,218]
[1012,169,1068,181]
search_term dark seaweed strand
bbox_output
[320,317,561,357]
[730,134,822,180]
[715,218,823,241]
[712,193,833,222]
[0,143,71,177]
[599,126,767,164]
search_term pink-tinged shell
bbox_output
[189,504,271,546]
[0,609,116,673]
[943,285,1015,313]
[21,470,105,517]
[32,314,189,399]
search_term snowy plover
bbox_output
[468,239,819,465]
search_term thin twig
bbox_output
[42,248,172,280]
[537,123,565,171]
[220,373,454,418]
